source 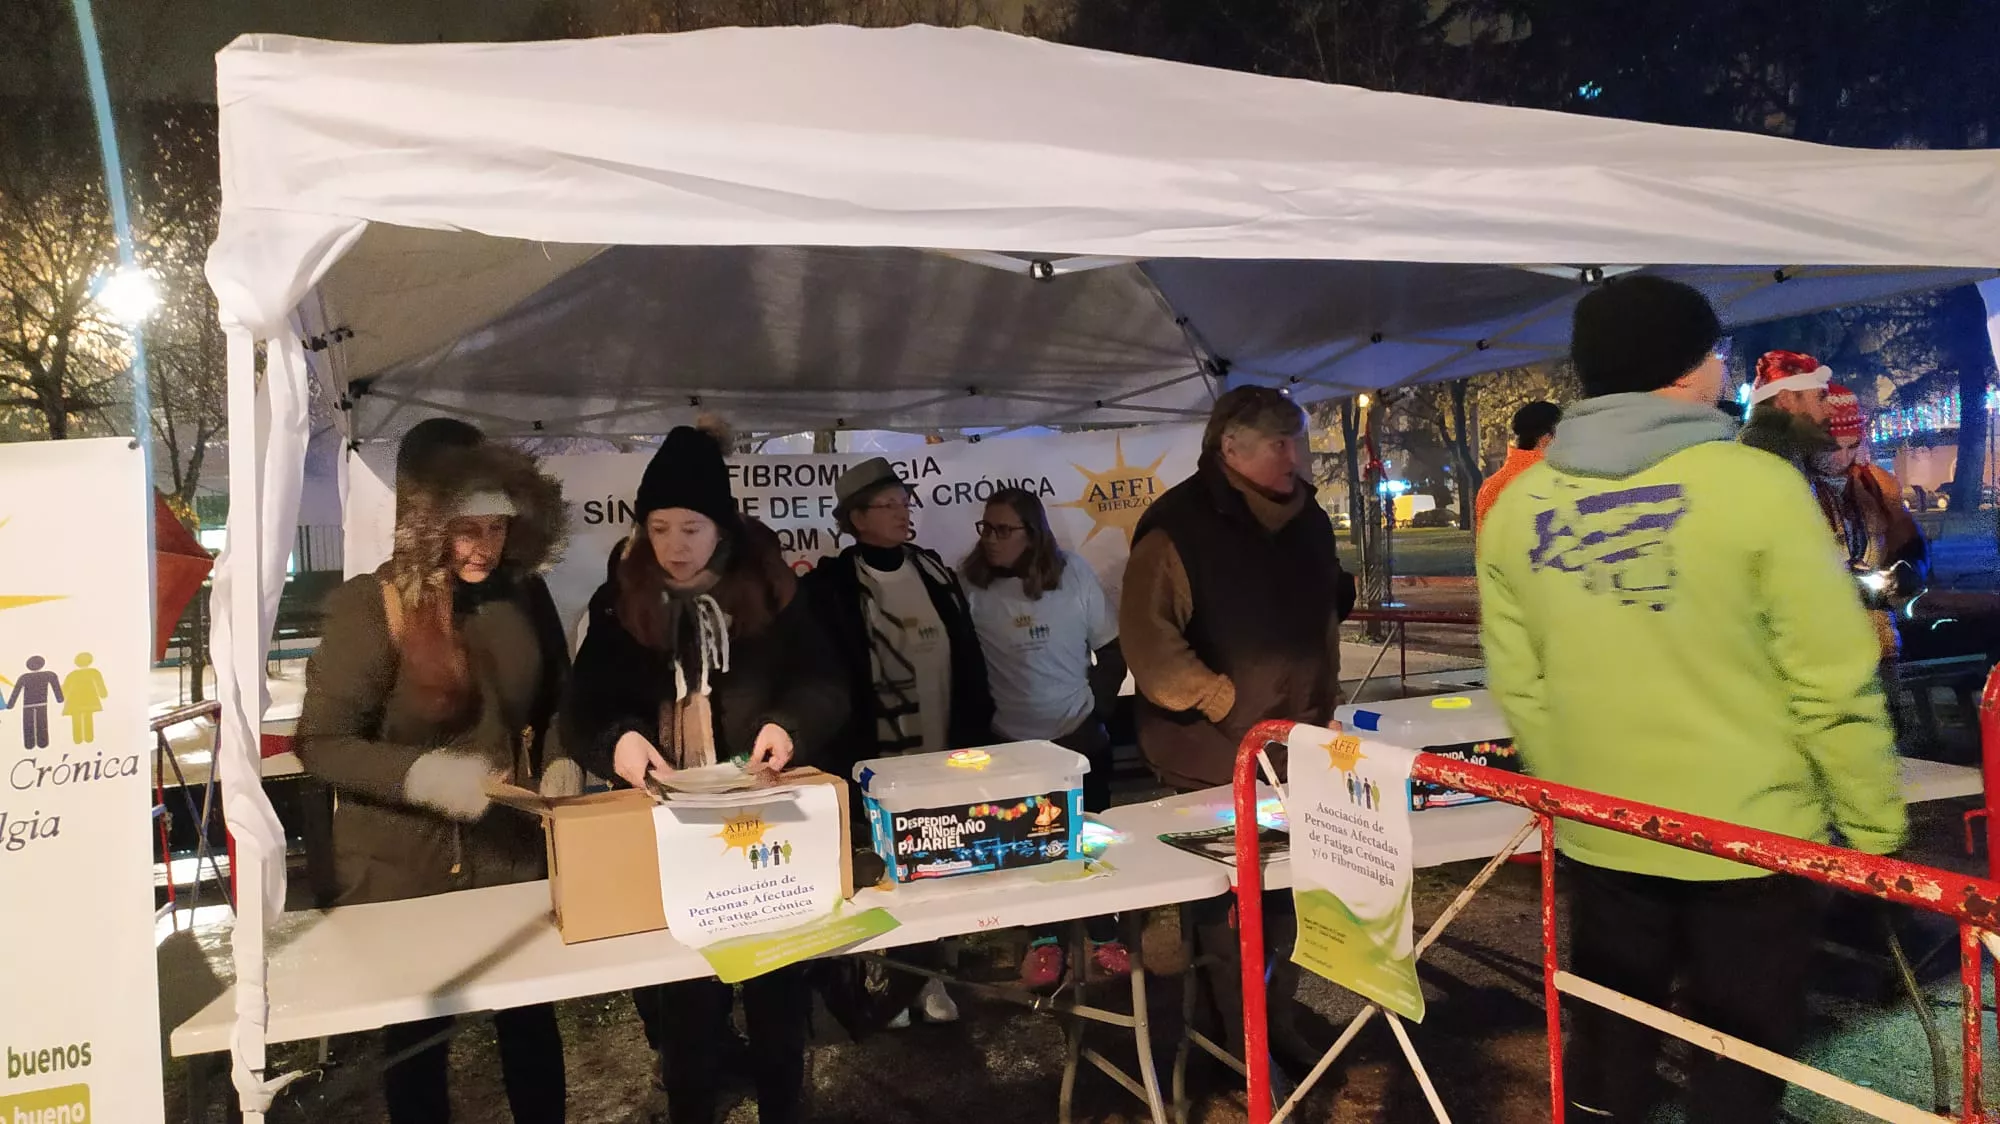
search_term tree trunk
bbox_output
[1339,399,1364,551]
[1951,361,1991,514]
[1939,285,1997,514]
[1448,380,1483,529]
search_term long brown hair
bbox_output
[398,582,475,722]
[961,488,1067,600]
[617,516,798,648]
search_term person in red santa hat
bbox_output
[1738,349,1836,471]
[1811,384,1929,661]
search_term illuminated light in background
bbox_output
[1576,81,1604,101]
[1184,796,1291,831]
[1078,819,1126,858]
[93,264,161,327]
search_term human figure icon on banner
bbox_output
[749,844,764,869]
[62,652,107,744]
[7,655,63,750]
[782,841,794,864]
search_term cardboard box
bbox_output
[490,767,855,945]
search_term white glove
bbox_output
[405,751,495,822]
[538,758,584,799]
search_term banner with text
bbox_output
[344,425,1203,636]
[0,439,165,1123]
[1285,723,1425,1022]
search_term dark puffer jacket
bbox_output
[563,519,850,781]
[800,544,996,778]
[296,442,570,906]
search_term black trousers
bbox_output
[381,1003,565,1124]
[1192,891,1303,1064]
[634,966,810,1124]
[1566,863,1827,1124]
[1058,717,1115,816]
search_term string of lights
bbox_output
[1869,389,2000,445]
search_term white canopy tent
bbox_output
[205,24,2000,1114]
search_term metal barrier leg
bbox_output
[1385,1012,1455,1123]
[1962,925,1984,1124]
[1541,815,1565,1124]
[1233,731,1282,1124]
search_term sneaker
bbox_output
[886,1008,912,1030]
[918,977,959,1023]
[1020,939,1066,989]
[1088,940,1132,979]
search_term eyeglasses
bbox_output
[975,522,1026,539]
[862,497,912,514]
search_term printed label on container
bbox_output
[867,788,1082,880]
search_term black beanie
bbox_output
[1570,276,1721,398]
[635,424,739,530]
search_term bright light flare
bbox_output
[94,264,161,327]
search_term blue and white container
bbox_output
[1333,690,1521,811]
[853,742,1088,882]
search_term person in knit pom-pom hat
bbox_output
[1481,277,1902,1123]
[1807,386,1928,661]
[563,414,847,1124]
[1740,350,1837,470]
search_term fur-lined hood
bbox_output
[387,442,567,610]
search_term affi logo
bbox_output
[1058,435,1168,545]
[0,1083,91,1124]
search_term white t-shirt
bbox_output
[967,551,1118,741]
[862,558,953,753]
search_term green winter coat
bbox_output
[1478,393,1905,881]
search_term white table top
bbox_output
[166,825,1229,1057]
[1100,757,1984,892]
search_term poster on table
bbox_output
[1284,723,1426,1022]
[653,785,894,983]
[0,439,164,1123]
[344,424,1203,636]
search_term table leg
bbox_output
[1125,910,1169,1124]
[1173,905,1196,1124]
[1060,920,1086,1124]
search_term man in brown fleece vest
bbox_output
[1122,387,1352,1087]
[1122,386,1350,790]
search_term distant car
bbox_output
[1332,511,1353,531]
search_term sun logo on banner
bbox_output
[1057,436,1168,545]
[1321,734,1366,774]
[0,519,65,614]
[715,811,773,857]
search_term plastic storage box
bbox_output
[1332,690,1521,811]
[853,742,1089,882]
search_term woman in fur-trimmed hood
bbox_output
[297,417,574,1124]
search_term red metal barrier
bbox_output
[1231,719,2000,1124]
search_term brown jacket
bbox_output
[297,443,570,905]
[1120,456,1346,790]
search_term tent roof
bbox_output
[210,25,2000,436]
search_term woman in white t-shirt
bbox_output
[962,487,1128,987]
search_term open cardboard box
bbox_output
[489,767,855,944]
